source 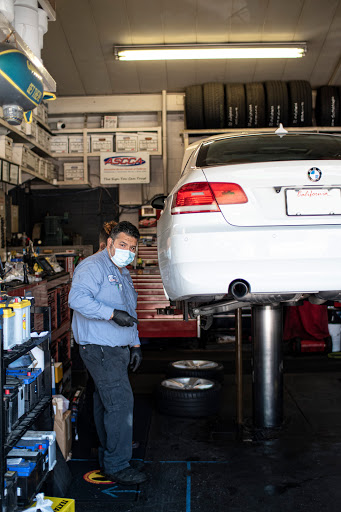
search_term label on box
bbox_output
[138,132,158,152]
[91,135,113,152]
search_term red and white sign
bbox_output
[100,152,150,184]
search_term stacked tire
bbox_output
[156,360,223,418]
[185,81,341,129]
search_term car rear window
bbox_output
[196,134,341,167]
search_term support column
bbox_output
[252,304,283,428]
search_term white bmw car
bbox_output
[153,129,341,316]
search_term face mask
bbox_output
[110,247,135,267]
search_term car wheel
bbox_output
[185,85,204,129]
[203,82,225,128]
[287,80,312,126]
[315,86,340,127]
[166,360,224,383]
[225,83,246,128]
[264,81,289,127]
[157,377,221,417]
[245,82,266,128]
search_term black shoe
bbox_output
[130,459,144,470]
[104,466,148,485]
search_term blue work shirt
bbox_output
[68,248,140,347]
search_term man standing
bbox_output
[68,221,147,485]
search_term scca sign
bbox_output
[104,156,146,166]
[100,151,150,184]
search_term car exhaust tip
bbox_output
[229,279,251,300]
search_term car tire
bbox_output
[287,80,312,126]
[245,82,266,128]
[203,82,225,128]
[185,85,205,129]
[225,83,246,128]
[264,81,289,127]
[157,377,222,417]
[315,86,340,127]
[166,360,224,383]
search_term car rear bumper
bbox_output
[158,224,341,301]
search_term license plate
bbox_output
[286,188,341,216]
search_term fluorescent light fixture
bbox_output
[114,43,307,61]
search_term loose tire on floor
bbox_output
[225,83,246,128]
[157,377,221,417]
[315,86,340,127]
[245,82,265,128]
[287,80,312,127]
[264,81,289,127]
[166,360,224,383]
[185,85,204,129]
[203,82,225,128]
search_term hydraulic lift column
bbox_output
[252,304,283,428]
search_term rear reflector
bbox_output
[171,182,247,215]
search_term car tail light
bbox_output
[171,182,247,215]
[171,182,219,214]
[210,183,248,205]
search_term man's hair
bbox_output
[99,220,117,245]
[109,221,140,242]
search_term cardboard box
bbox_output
[55,362,63,384]
[53,398,72,460]
[91,134,113,152]
[138,131,159,152]
[26,149,39,172]
[103,115,118,128]
[12,143,29,167]
[69,135,90,153]
[50,136,68,153]
[63,162,84,181]
[116,133,138,152]
[0,135,13,160]
[22,118,37,140]
[32,496,75,512]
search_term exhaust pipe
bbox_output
[229,279,250,300]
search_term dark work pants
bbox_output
[79,344,133,473]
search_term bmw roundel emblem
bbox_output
[308,167,322,182]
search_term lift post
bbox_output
[252,304,283,428]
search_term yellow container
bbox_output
[32,496,75,512]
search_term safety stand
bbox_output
[252,304,283,429]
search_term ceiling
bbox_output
[42,0,341,97]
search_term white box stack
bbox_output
[47,161,57,181]
[38,158,48,178]
[23,119,38,140]
[0,135,13,160]
[69,135,90,153]
[116,133,138,152]
[91,134,113,152]
[64,162,84,181]
[12,143,29,168]
[50,135,68,153]
[26,150,39,173]
[138,132,158,152]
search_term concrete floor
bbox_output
[67,346,341,512]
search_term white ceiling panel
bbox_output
[42,0,341,96]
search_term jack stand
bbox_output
[252,304,283,429]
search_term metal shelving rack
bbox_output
[0,305,52,510]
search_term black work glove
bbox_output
[112,309,138,327]
[130,346,142,372]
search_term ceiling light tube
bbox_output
[114,43,307,61]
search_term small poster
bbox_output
[100,152,150,184]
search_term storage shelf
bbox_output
[21,166,55,185]
[0,117,53,159]
[4,396,51,455]
[52,126,161,134]
[3,333,50,367]
[55,180,91,187]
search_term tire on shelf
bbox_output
[166,360,224,383]
[156,377,222,417]
[203,82,225,128]
[245,82,266,128]
[315,86,340,127]
[264,81,289,127]
[225,83,246,128]
[287,80,312,127]
[185,85,205,129]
